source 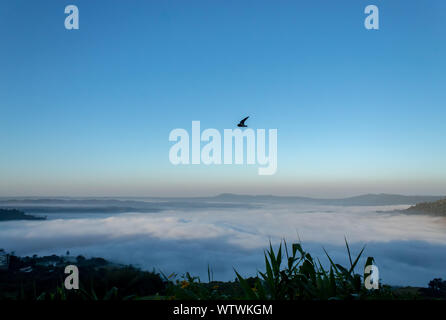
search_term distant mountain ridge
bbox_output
[0,194,444,214]
[211,193,445,206]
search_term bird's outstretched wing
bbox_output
[240,116,249,125]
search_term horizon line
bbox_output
[0,192,445,200]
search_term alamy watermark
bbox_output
[64,265,79,290]
[364,258,379,290]
[169,121,277,175]
[63,4,379,31]
[64,5,79,30]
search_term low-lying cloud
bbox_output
[1,202,445,286]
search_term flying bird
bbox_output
[237,116,249,128]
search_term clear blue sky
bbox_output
[0,0,445,197]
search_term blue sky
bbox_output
[0,0,445,197]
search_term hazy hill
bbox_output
[0,209,46,221]
[404,198,446,216]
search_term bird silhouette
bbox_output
[237,116,249,128]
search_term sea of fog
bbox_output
[1,201,446,286]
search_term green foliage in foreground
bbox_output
[1,240,442,300]
[162,240,430,300]
[234,239,381,300]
